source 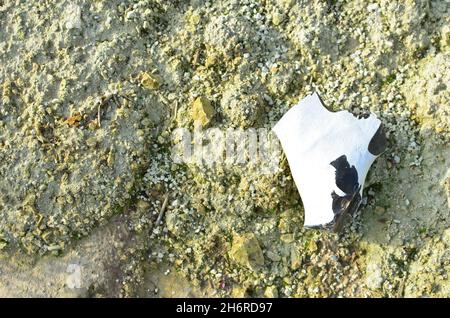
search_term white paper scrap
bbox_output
[272,92,386,231]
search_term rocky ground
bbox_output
[0,0,449,297]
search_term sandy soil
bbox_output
[0,0,449,297]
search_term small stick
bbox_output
[172,101,178,123]
[97,93,118,127]
[155,194,169,226]
[97,104,101,127]
[121,94,131,101]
